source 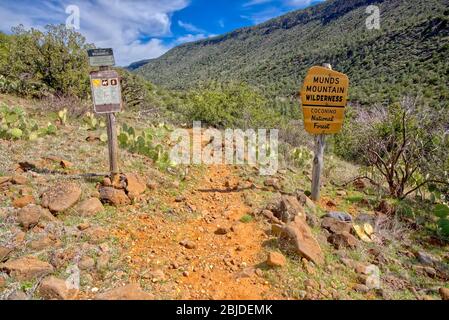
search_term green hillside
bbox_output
[135,0,449,107]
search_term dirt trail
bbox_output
[115,163,283,300]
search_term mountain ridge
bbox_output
[134,0,449,106]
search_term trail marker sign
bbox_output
[89,70,122,114]
[300,66,349,134]
[87,48,115,67]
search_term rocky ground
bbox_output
[0,96,448,301]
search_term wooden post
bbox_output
[311,63,332,201]
[99,66,120,184]
[106,113,120,184]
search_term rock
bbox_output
[180,239,197,249]
[75,198,104,216]
[353,224,373,243]
[0,276,5,288]
[0,176,11,185]
[8,290,28,300]
[39,276,78,300]
[11,175,28,185]
[99,187,130,206]
[60,160,73,169]
[354,284,370,293]
[79,256,95,270]
[321,217,352,234]
[125,173,147,200]
[29,236,54,251]
[262,210,282,225]
[77,222,90,231]
[267,252,287,268]
[13,195,35,208]
[416,251,439,267]
[95,283,154,300]
[324,211,353,223]
[1,256,54,281]
[0,246,13,262]
[280,216,324,265]
[264,178,281,190]
[306,212,320,228]
[83,227,108,244]
[175,195,186,203]
[280,195,305,222]
[147,180,158,190]
[439,287,449,300]
[41,182,82,213]
[17,204,43,230]
[328,232,358,250]
[215,227,230,235]
[39,209,58,222]
[296,191,317,212]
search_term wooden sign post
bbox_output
[88,49,122,184]
[300,63,350,201]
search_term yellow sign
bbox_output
[300,66,349,134]
[92,79,101,88]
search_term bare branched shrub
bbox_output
[337,97,449,199]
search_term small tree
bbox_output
[340,97,449,199]
[1,24,93,98]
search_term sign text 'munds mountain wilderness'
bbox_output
[300,66,350,134]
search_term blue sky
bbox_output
[0,0,324,65]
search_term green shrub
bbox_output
[433,204,449,237]
[0,24,93,98]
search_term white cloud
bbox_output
[243,0,273,7]
[178,20,205,34]
[0,0,190,66]
[176,33,216,45]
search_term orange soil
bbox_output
[113,164,283,300]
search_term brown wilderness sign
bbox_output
[89,70,122,114]
[300,66,349,134]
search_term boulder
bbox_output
[271,195,306,223]
[41,182,82,213]
[280,216,324,265]
[11,175,28,185]
[324,211,353,223]
[75,198,104,216]
[17,204,44,230]
[95,283,154,300]
[83,227,108,245]
[0,176,11,185]
[0,246,13,262]
[321,217,352,234]
[1,256,54,281]
[440,287,449,301]
[39,276,78,300]
[328,232,359,250]
[266,252,287,268]
[264,178,281,190]
[13,195,35,209]
[29,236,56,251]
[125,173,147,200]
[99,187,131,206]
